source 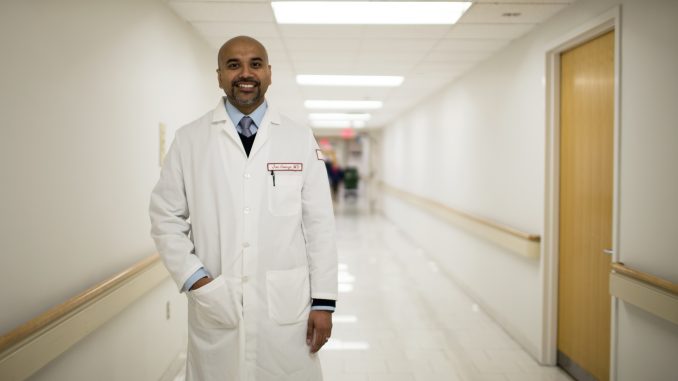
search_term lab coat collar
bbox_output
[211,97,280,158]
[248,104,280,158]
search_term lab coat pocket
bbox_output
[189,275,241,329]
[268,173,302,216]
[266,266,310,325]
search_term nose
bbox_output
[240,65,252,78]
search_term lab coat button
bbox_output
[244,207,250,214]
[243,242,250,248]
[242,276,249,282]
[244,173,251,179]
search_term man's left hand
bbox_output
[306,310,333,353]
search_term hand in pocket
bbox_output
[190,276,241,329]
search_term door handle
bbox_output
[603,248,614,256]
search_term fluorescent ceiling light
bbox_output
[309,113,371,121]
[272,1,472,25]
[297,75,403,87]
[311,120,367,128]
[305,100,383,110]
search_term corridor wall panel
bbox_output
[616,1,678,380]
[381,0,678,377]
[0,0,220,379]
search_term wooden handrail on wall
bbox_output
[380,182,541,258]
[612,263,678,296]
[0,254,168,381]
[610,262,678,326]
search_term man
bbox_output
[149,36,338,381]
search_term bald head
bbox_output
[216,35,272,114]
[218,36,269,69]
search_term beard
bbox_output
[231,78,262,106]
[232,89,260,106]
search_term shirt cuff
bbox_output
[182,267,210,292]
[311,298,336,313]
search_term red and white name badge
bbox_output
[267,163,303,171]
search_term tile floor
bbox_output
[319,209,574,381]
[172,207,574,381]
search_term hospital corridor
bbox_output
[166,208,575,381]
[1,1,677,381]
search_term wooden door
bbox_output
[558,30,614,381]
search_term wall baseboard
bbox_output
[159,351,186,381]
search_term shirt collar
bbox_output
[224,97,268,129]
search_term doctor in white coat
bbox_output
[149,36,338,381]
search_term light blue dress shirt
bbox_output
[225,97,268,134]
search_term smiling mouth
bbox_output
[233,79,260,92]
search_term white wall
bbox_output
[380,0,678,378]
[615,1,678,380]
[28,279,187,381]
[0,0,220,378]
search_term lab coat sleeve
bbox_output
[301,133,338,301]
[149,134,204,291]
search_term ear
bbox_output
[216,69,224,89]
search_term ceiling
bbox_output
[166,0,575,132]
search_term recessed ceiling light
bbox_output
[305,100,383,110]
[309,113,371,121]
[297,75,403,87]
[272,1,472,25]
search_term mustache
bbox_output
[232,77,261,87]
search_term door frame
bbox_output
[542,6,621,379]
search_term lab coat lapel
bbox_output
[212,98,247,156]
[247,105,280,159]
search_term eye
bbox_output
[251,61,262,69]
[227,62,239,69]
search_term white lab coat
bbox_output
[149,98,338,381]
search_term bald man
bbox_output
[150,36,338,380]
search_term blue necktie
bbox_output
[238,116,254,137]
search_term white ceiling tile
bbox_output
[435,39,510,52]
[192,22,280,38]
[173,0,271,2]
[165,0,575,132]
[359,38,439,53]
[291,51,357,63]
[284,38,360,53]
[347,63,414,76]
[168,1,275,22]
[293,61,411,76]
[361,25,452,39]
[474,0,574,3]
[423,50,493,63]
[446,23,535,39]
[460,3,569,24]
[356,51,424,63]
[293,62,356,74]
[279,25,364,39]
[411,62,473,75]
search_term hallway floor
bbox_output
[319,207,574,381]
[172,205,574,381]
